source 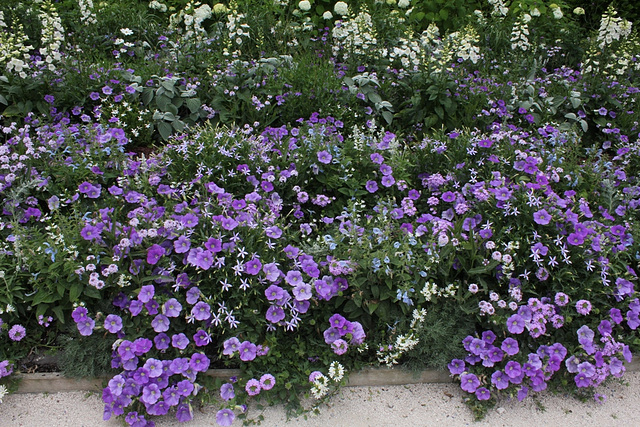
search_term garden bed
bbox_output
[1,1,639,426]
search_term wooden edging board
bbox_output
[14,360,640,394]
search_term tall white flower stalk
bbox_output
[0,11,33,78]
[37,0,65,72]
[77,0,97,25]
[511,15,530,52]
[597,5,633,49]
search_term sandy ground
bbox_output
[2,372,639,427]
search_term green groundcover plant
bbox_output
[0,0,639,425]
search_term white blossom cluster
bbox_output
[310,373,329,398]
[169,1,212,41]
[77,0,97,25]
[0,12,33,78]
[420,281,456,302]
[451,25,480,64]
[597,5,633,49]
[332,11,378,61]
[224,8,250,55]
[328,361,345,382]
[510,15,530,51]
[385,23,434,71]
[148,0,168,13]
[376,308,425,366]
[487,0,508,17]
[37,0,65,72]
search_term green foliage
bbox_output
[404,300,477,370]
[407,0,483,33]
[57,333,116,378]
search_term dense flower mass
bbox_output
[0,0,639,425]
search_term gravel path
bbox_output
[2,372,639,426]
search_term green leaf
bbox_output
[0,94,7,105]
[468,260,500,275]
[185,97,201,114]
[156,94,171,111]
[142,88,154,105]
[367,92,382,104]
[52,305,65,323]
[157,121,172,140]
[382,111,393,125]
[160,80,176,93]
[32,290,58,305]
[172,120,185,132]
[69,282,83,302]
[367,302,379,315]
[83,287,101,299]
[370,284,380,299]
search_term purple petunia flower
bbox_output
[379,164,393,176]
[574,373,591,388]
[284,270,303,286]
[76,318,95,336]
[324,327,340,344]
[239,341,257,362]
[223,337,241,356]
[220,217,238,230]
[146,244,165,265]
[475,387,491,400]
[163,298,182,317]
[72,307,88,322]
[216,409,235,426]
[192,301,211,321]
[171,333,189,350]
[244,258,262,275]
[81,224,102,241]
[175,379,194,397]
[220,383,235,401]
[381,175,395,187]
[144,358,164,378]
[133,338,152,355]
[293,283,313,301]
[174,235,191,254]
[610,308,623,324]
[265,285,285,301]
[138,285,155,303]
[129,300,143,316]
[154,333,170,350]
[365,180,378,193]
[104,314,123,334]
[577,325,595,346]
[501,337,519,356]
[533,209,552,225]
[567,233,584,246]
[265,225,282,239]
[263,263,281,282]
[266,306,285,323]
[189,353,210,372]
[151,314,170,332]
[317,150,332,164]
[507,314,525,334]
[194,329,212,346]
[448,359,465,375]
[460,373,480,393]
[169,358,189,375]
